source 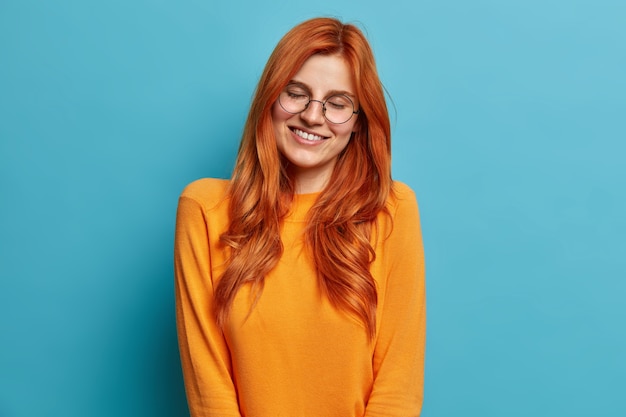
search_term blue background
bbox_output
[1,0,624,416]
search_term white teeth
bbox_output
[294,128,324,141]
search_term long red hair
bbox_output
[215,17,392,339]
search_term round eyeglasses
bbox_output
[278,85,359,124]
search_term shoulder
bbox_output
[380,181,421,236]
[377,181,423,254]
[179,178,230,212]
[388,181,419,213]
[391,181,416,200]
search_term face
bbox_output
[272,54,359,193]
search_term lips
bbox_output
[290,127,329,141]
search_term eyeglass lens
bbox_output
[279,86,356,124]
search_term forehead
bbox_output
[290,54,356,95]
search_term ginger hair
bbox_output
[215,17,392,339]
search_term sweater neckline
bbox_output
[287,191,321,222]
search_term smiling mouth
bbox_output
[291,127,328,141]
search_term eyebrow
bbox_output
[286,80,357,99]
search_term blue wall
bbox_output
[1,1,624,416]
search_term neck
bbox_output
[288,160,334,194]
[293,170,331,194]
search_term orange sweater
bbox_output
[175,178,426,417]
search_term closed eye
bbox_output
[287,91,308,100]
[326,95,351,110]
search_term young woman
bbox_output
[175,17,426,417]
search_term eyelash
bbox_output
[287,91,307,99]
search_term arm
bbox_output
[174,194,242,417]
[365,187,426,417]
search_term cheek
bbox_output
[331,123,357,140]
[272,102,288,140]
[332,131,354,158]
[272,100,291,123]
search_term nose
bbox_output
[300,99,325,125]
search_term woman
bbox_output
[175,17,425,417]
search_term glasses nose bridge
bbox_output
[305,98,326,115]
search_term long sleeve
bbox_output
[174,191,242,417]
[174,179,425,417]
[365,184,426,417]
